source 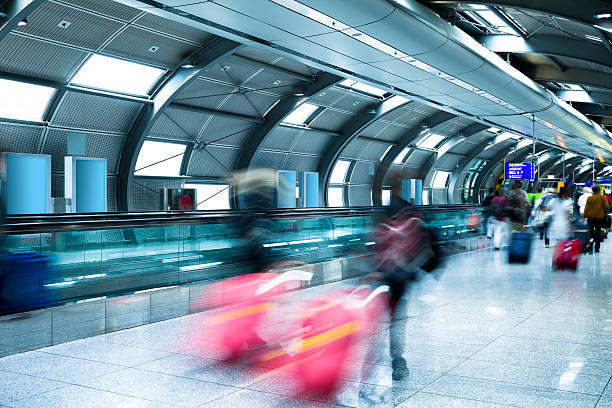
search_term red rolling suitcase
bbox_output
[552,240,582,270]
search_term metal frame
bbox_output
[371,111,457,205]
[418,123,488,184]
[527,67,612,91]
[556,90,612,106]
[419,0,612,27]
[480,35,612,71]
[316,96,411,205]
[0,0,46,44]
[117,38,243,211]
[235,72,342,172]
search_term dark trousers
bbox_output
[385,279,408,363]
[587,219,605,251]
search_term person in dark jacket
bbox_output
[582,185,609,253]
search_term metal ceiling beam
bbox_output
[417,123,488,183]
[317,95,411,205]
[230,54,315,84]
[447,131,502,203]
[573,103,612,117]
[480,35,612,71]
[472,142,543,202]
[0,0,45,44]
[556,90,612,106]
[118,38,243,211]
[526,66,612,90]
[539,156,583,179]
[417,0,612,27]
[371,111,457,205]
[169,102,264,124]
[235,72,341,177]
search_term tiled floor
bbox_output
[1,238,611,407]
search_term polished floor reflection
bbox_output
[0,238,611,407]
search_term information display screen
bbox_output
[505,162,535,182]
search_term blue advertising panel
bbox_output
[505,163,535,182]
[75,159,106,212]
[5,154,50,214]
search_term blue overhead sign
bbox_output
[505,162,535,182]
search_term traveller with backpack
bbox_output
[489,189,509,250]
[582,185,609,253]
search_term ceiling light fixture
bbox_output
[17,17,28,26]
[594,12,612,19]
[294,89,305,96]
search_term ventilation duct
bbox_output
[118,0,612,161]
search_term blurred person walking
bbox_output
[365,173,435,385]
[582,185,609,253]
[508,181,529,232]
[489,190,509,250]
[532,188,556,247]
[548,187,572,245]
[482,187,496,236]
[578,186,592,218]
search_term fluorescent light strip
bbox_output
[288,238,323,245]
[44,281,76,288]
[263,242,288,248]
[135,286,178,294]
[179,261,222,271]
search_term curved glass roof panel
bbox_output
[71,54,165,96]
[282,102,318,125]
[135,140,185,177]
[0,78,56,121]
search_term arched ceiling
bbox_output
[418,0,612,133]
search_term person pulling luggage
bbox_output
[582,185,609,253]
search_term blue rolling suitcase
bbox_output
[508,232,532,264]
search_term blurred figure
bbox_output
[489,189,509,250]
[232,168,281,274]
[532,188,556,247]
[582,185,609,253]
[365,172,435,386]
[578,186,592,217]
[508,181,529,232]
[482,187,496,236]
[604,189,612,205]
[548,187,572,245]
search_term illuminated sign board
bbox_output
[505,162,535,182]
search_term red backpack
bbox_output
[375,211,428,274]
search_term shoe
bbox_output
[494,247,500,251]
[391,358,408,381]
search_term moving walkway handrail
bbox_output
[2,205,482,235]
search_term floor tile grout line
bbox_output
[399,280,575,404]
[594,374,612,407]
[408,390,523,407]
[466,356,611,379]
[446,373,604,398]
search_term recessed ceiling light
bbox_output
[353,101,359,105]
[148,46,159,53]
[222,65,230,71]
[57,20,71,29]
[17,18,28,27]
[274,80,282,84]
[319,92,326,96]
[181,64,195,69]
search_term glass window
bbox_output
[328,187,344,207]
[330,160,351,183]
[392,147,410,164]
[71,54,165,96]
[379,145,393,161]
[282,102,318,125]
[0,78,55,121]
[135,140,186,177]
[184,183,230,210]
[339,79,386,97]
[382,189,391,206]
[432,170,450,188]
[417,133,445,150]
[422,189,430,205]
